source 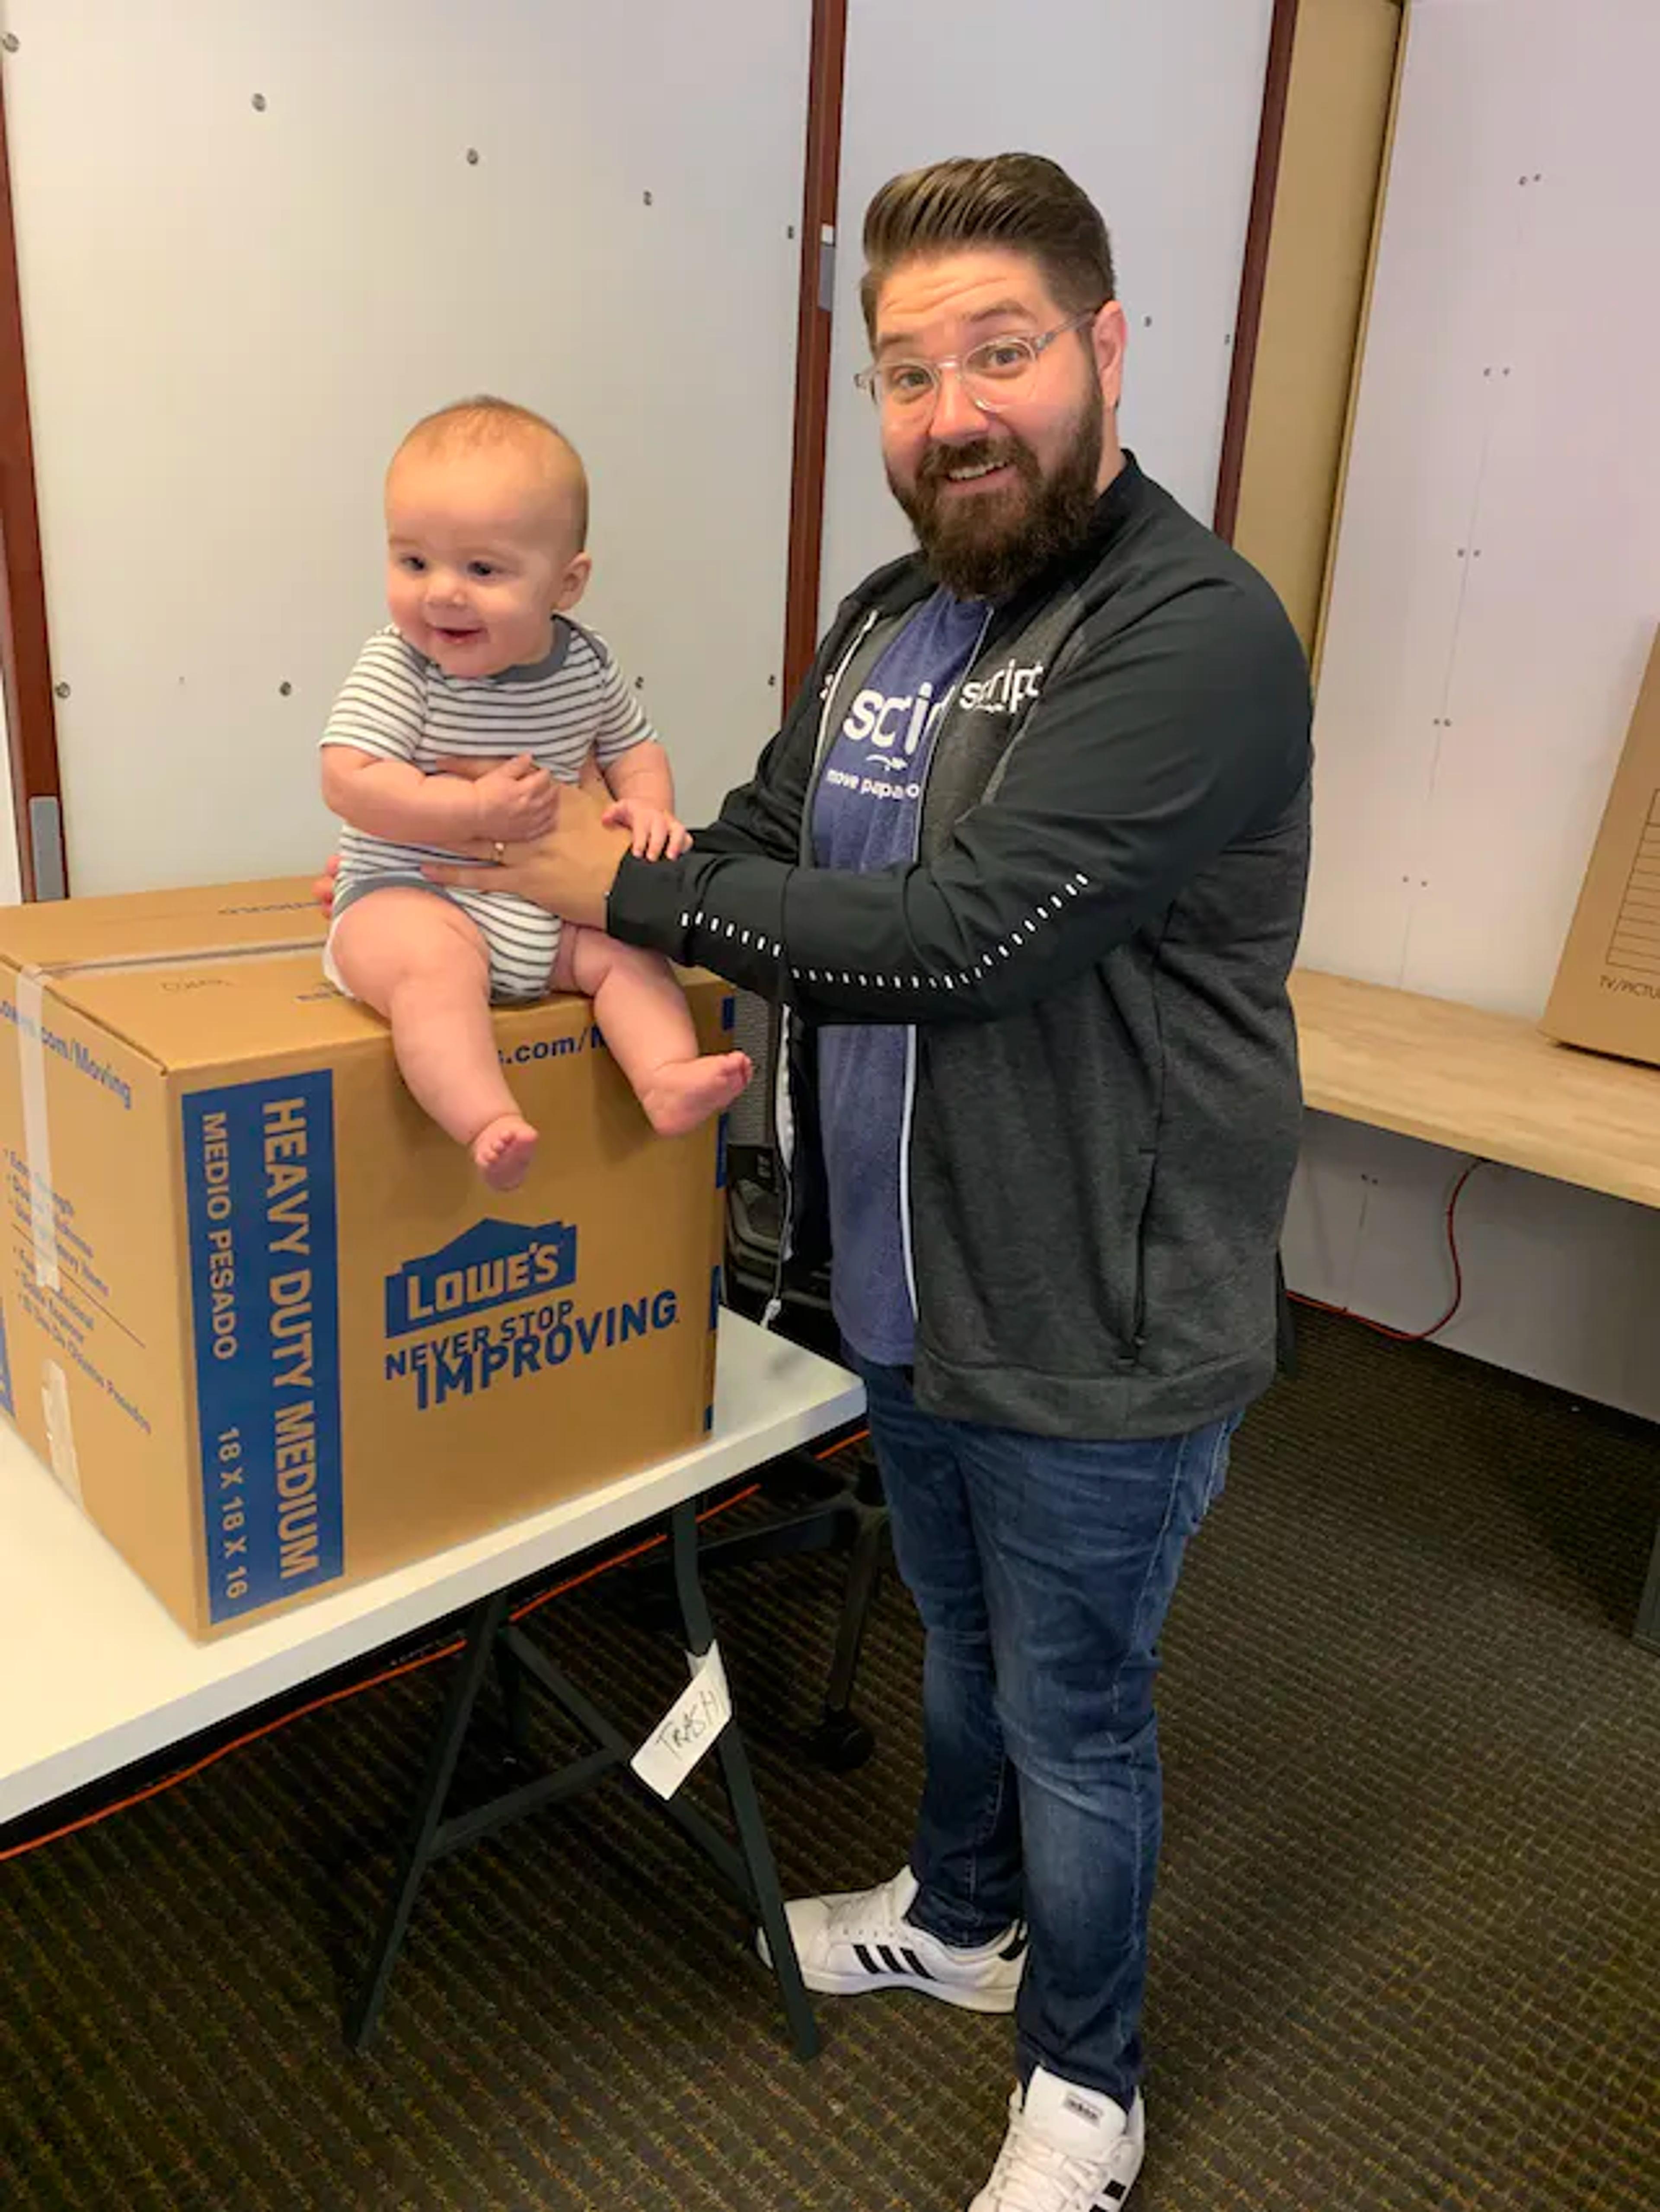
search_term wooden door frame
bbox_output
[782,0,849,704]
[779,0,1308,683]
[0,57,63,899]
[1214,0,1302,542]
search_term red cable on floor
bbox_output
[1290,1158,1486,1344]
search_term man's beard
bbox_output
[889,379,1105,602]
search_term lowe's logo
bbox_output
[385,1219,578,1339]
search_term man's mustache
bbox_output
[915,435,1036,491]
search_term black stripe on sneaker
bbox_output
[998,1925,1029,1962]
[876,1944,907,1975]
[854,1943,882,1975]
[1099,2183,1128,2205]
[900,1947,932,1979]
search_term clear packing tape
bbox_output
[16,966,61,1293]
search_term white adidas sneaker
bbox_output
[757,1865,1026,2012]
[968,2067,1146,2211]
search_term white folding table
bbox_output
[0,1312,865,2054]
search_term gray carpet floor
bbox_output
[1,1306,1657,2210]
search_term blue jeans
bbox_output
[851,1353,1240,2109]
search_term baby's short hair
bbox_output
[396,395,589,547]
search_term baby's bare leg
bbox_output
[554,926,752,1138]
[330,889,538,1190]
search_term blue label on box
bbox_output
[183,1071,343,1622]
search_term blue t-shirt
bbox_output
[811,589,988,1364]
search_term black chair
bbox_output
[626,992,890,1771]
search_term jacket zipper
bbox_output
[763,609,880,1329]
[897,605,995,1337]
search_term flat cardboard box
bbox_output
[1544,628,1660,1067]
[0,878,729,1639]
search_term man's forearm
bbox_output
[607,842,1103,1024]
[607,846,794,998]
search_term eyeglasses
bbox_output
[855,310,1101,414]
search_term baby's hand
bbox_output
[469,755,559,841]
[601,800,693,862]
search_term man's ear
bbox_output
[1091,301,1128,410]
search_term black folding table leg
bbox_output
[495,1629,532,1766]
[347,1590,509,2049]
[669,1500,821,2062]
[802,1501,887,1772]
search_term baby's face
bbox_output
[384,446,587,678]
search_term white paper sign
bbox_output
[630,1642,733,1801]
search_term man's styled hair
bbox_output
[860,153,1117,341]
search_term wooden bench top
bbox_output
[1290,969,1660,1210]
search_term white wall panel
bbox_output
[1308,0,1660,1010]
[0,0,810,889]
[818,0,1275,623]
[1303,4,1536,988]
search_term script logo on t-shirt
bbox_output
[839,681,944,770]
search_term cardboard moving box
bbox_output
[1544,628,1660,1067]
[0,879,729,1639]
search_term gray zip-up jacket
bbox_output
[608,456,1312,1437]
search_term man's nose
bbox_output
[928,364,993,440]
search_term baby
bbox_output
[320,397,751,1189]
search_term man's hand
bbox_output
[601,799,693,862]
[469,754,559,841]
[419,771,632,929]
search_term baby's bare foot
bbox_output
[472,1115,539,1191]
[639,1051,753,1138]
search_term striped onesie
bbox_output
[321,619,655,1001]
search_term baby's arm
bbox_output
[602,738,675,813]
[600,742,691,860]
[588,640,687,859]
[323,747,555,846]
